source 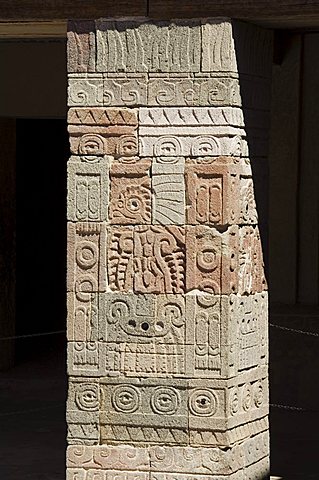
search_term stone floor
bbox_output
[0,343,318,480]
[0,343,66,480]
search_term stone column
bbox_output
[66,19,272,480]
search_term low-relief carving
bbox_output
[152,159,185,225]
[67,292,98,342]
[67,222,107,294]
[66,18,270,473]
[67,156,109,222]
[67,21,96,73]
[109,162,151,224]
[68,125,138,158]
[108,226,185,294]
[100,378,188,445]
[67,342,101,377]
[100,294,185,376]
[96,21,201,73]
[185,295,221,377]
[140,134,247,157]
[68,75,104,107]
[68,107,138,126]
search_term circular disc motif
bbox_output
[76,241,98,269]
[75,384,99,411]
[189,389,217,417]
[230,388,239,416]
[112,385,140,413]
[151,387,180,415]
[242,384,252,411]
[253,381,264,408]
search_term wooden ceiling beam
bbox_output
[0,0,318,30]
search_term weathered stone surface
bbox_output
[152,158,185,225]
[185,158,237,226]
[238,226,268,294]
[68,73,270,109]
[67,341,103,377]
[139,133,248,157]
[185,157,257,226]
[108,225,185,293]
[149,430,269,474]
[67,222,107,294]
[68,124,138,158]
[67,377,100,444]
[109,161,152,224]
[100,378,189,445]
[201,20,273,78]
[139,107,245,127]
[67,444,150,470]
[68,74,104,107]
[147,75,242,107]
[67,292,99,342]
[66,430,268,474]
[99,293,186,376]
[201,21,237,74]
[68,107,138,126]
[67,412,99,445]
[67,155,109,222]
[67,471,148,480]
[104,74,148,106]
[67,21,96,73]
[66,18,270,477]
[147,76,241,107]
[185,226,266,294]
[185,225,238,294]
[96,21,201,73]
[185,295,232,378]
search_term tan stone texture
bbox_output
[67,222,107,294]
[67,21,96,73]
[108,225,185,294]
[66,17,271,480]
[109,161,152,224]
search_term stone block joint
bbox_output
[66,17,272,480]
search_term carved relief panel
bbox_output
[66,17,271,478]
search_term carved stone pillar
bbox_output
[66,19,272,480]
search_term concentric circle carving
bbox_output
[189,389,217,417]
[151,387,180,415]
[112,385,140,413]
[253,381,264,408]
[197,247,218,272]
[230,387,239,416]
[75,384,99,411]
[76,241,98,269]
[242,383,252,411]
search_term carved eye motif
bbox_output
[75,384,99,411]
[151,387,180,415]
[112,385,140,413]
[191,136,220,156]
[117,135,138,157]
[79,134,105,155]
[189,389,217,416]
[154,136,181,156]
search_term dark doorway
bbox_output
[16,119,68,362]
[0,119,68,480]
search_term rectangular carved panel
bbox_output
[96,21,201,73]
[67,18,271,479]
[67,155,109,222]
